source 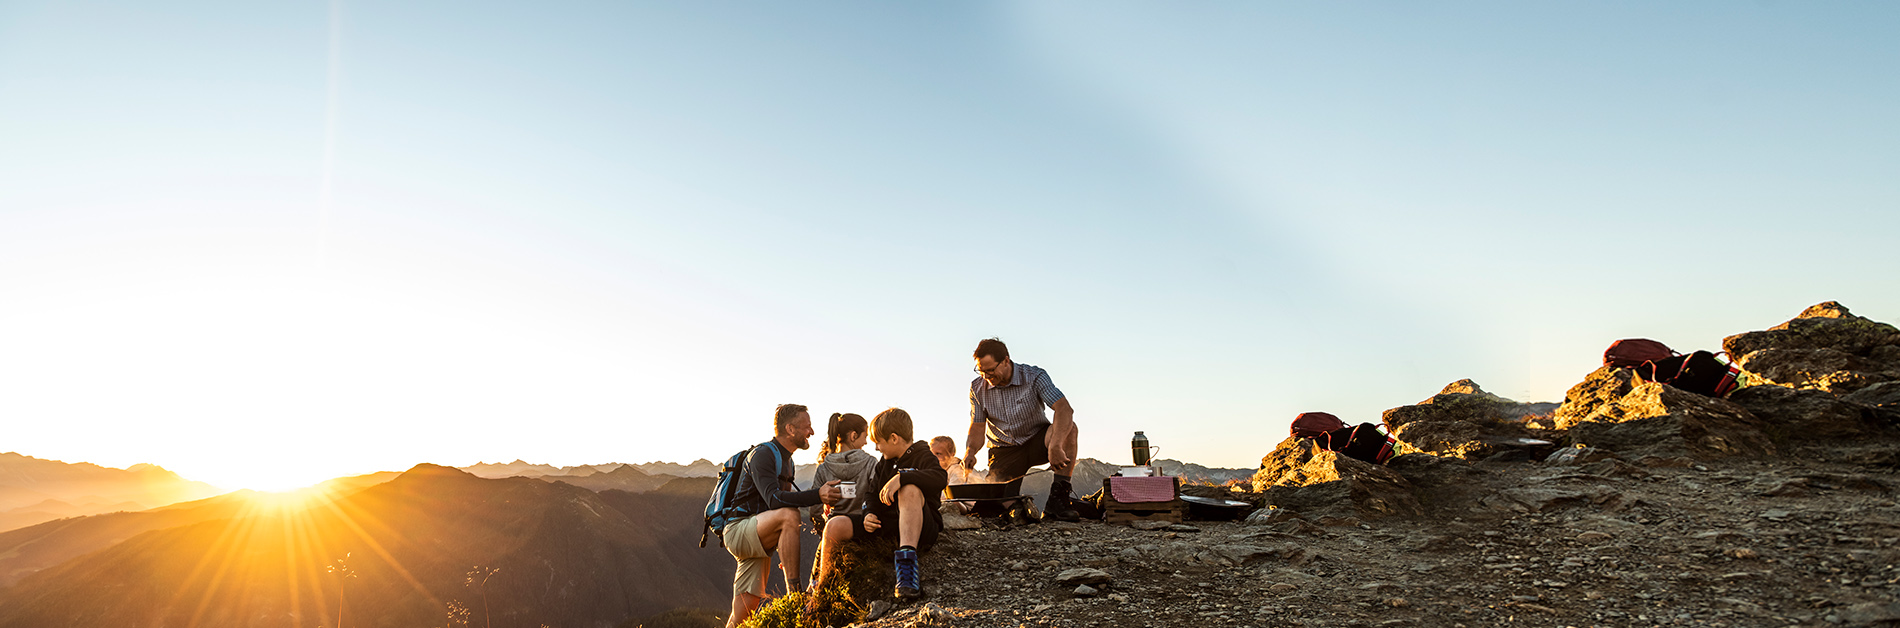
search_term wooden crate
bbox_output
[1101,476,1185,524]
[1102,501,1186,524]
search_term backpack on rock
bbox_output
[1290,413,1396,465]
[1604,338,1677,369]
[1290,412,1348,439]
[1635,350,1743,398]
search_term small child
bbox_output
[929,435,971,484]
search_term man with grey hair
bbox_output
[961,338,1081,521]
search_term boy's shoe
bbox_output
[893,548,923,600]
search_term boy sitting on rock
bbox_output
[810,407,947,601]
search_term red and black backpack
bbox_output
[1604,338,1677,369]
[1291,413,1396,465]
[1634,350,1743,398]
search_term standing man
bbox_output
[961,338,1081,521]
[724,404,841,628]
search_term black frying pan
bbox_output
[946,476,1024,500]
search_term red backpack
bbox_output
[1604,339,1677,369]
[1290,412,1348,439]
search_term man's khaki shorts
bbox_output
[723,515,769,597]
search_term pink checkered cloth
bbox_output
[1107,476,1177,503]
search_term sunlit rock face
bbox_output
[1725,301,1900,393]
[1563,382,1775,460]
[1251,438,1421,520]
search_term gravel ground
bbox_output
[847,450,1900,628]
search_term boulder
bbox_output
[1739,348,1891,393]
[1552,367,1640,430]
[1726,384,1882,441]
[1723,302,1900,393]
[1565,382,1775,459]
[1251,438,1422,520]
[1382,380,1561,459]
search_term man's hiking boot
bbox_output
[893,547,923,600]
[1043,477,1082,522]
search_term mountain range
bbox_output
[0,451,1245,627]
[0,452,224,533]
[0,465,731,628]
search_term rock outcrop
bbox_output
[1562,381,1775,459]
[1250,438,1421,520]
[1551,367,1640,429]
[1727,384,1883,442]
[1724,302,1900,393]
[1381,380,1559,460]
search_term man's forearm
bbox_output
[964,420,987,456]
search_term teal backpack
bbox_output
[699,440,791,548]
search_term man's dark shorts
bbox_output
[835,511,940,551]
[986,422,1051,482]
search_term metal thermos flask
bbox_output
[1132,431,1151,466]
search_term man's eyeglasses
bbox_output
[973,361,1007,377]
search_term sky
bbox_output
[2,2,1896,492]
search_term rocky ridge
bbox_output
[764,302,1900,628]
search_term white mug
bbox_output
[839,481,858,499]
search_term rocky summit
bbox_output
[764,303,1900,628]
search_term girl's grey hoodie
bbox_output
[811,449,879,516]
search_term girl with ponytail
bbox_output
[811,412,877,521]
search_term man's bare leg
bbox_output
[1043,426,1083,520]
[1047,424,1078,476]
[752,508,803,590]
[728,590,763,628]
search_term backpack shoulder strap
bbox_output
[760,440,798,491]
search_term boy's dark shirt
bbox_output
[732,440,821,516]
[866,441,947,529]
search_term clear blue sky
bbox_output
[2,2,1896,490]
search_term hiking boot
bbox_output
[1043,477,1082,522]
[893,547,923,600]
[1048,480,1079,523]
[1041,497,1082,522]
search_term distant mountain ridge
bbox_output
[0,471,399,587]
[459,459,722,479]
[0,465,733,628]
[0,452,225,534]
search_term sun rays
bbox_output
[147,479,444,627]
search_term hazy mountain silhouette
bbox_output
[0,471,399,587]
[633,459,721,478]
[0,452,224,533]
[0,465,732,628]
[542,464,684,494]
[461,460,627,479]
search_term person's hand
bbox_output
[863,513,882,532]
[1046,443,1071,472]
[962,453,977,471]
[819,480,842,506]
[880,475,903,505]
